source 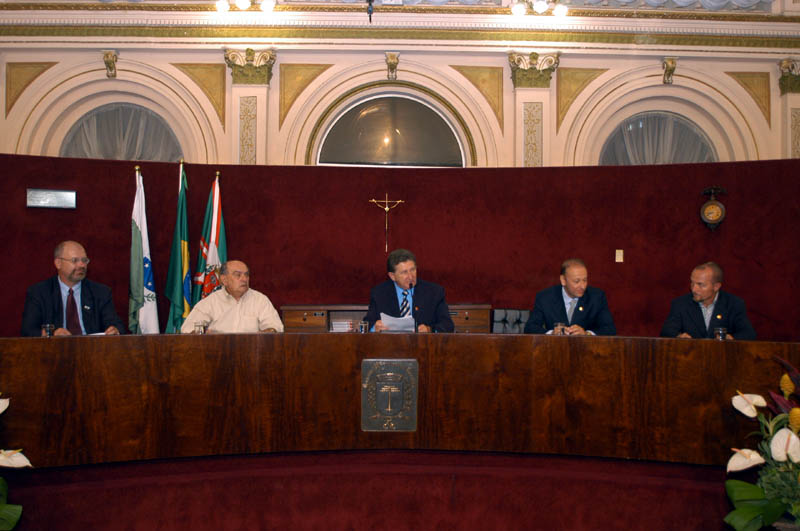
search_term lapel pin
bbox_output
[716,314,722,320]
[84,305,91,310]
[578,306,584,312]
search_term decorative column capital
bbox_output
[224,48,277,85]
[779,58,800,95]
[508,51,560,89]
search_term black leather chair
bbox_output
[491,309,530,334]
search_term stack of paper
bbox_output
[329,320,353,332]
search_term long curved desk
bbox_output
[0,333,795,468]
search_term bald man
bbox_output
[181,260,283,334]
[21,240,124,336]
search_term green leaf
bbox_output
[761,498,790,525]
[726,480,766,506]
[0,503,21,531]
[769,414,789,436]
[0,479,7,506]
[725,506,764,531]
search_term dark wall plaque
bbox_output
[361,359,418,432]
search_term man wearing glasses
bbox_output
[21,240,124,336]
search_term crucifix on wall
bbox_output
[369,193,404,253]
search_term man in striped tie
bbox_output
[364,248,454,333]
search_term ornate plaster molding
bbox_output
[103,49,117,78]
[556,67,607,132]
[0,10,799,46]
[662,57,676,85]
[726,71,770,125]
[779,58,800,95]
[508,51,559,89]
[224,48,276,85]
[239,95,257,164]
[523,101,542,167]
[5,61,56,116]
[451,65,504,130]
[279,63,332,128]
[385,52,399,81]
[172,63,227,128]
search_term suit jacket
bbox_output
[364,279,455,333]
[660,291,756,340]
[21,276,125,337]
[524,285,616,335]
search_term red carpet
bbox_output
[4,451,728,530]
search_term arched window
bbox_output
[60,103,183,162]
[318,96,463,167]
[599,111,717,165]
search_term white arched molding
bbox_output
[279,58,499,166]
[560,64,764,166]
[12,59,221,164]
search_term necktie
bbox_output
[567,299,576,324]
[400,290,410,317]
[66,288,82,335]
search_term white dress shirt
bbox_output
[180,287,284,334]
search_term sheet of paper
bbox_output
[380,313,415,332]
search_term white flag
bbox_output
[129,167,160,334]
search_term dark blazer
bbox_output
[364,279,455,333]
[660,291,756,340]
[21,276,125,337]
[524,285,616,335]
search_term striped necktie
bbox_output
[400,290,410,317]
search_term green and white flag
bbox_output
[129,166,159,334]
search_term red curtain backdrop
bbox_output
[4,153,798,340]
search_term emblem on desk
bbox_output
[361,359,418,432]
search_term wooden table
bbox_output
[0,333,796,468]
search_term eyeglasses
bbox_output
[57,257,90,265]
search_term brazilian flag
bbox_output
[165,161,191,333]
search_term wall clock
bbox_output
[700,186,727,231]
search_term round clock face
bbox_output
[701,200,726,223]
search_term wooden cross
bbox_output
[369,193,404,253]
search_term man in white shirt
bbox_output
[180,260,283,334]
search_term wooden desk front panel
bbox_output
[282,304,490,333]
[448,305,491,333]
[0,334,796,468]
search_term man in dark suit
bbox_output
[21,240,124,337]
[660,261,755,340]
[364,248,454,333]
[524,258,616,336]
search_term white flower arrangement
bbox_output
[725,358,800,530]
[0,395,31,530]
